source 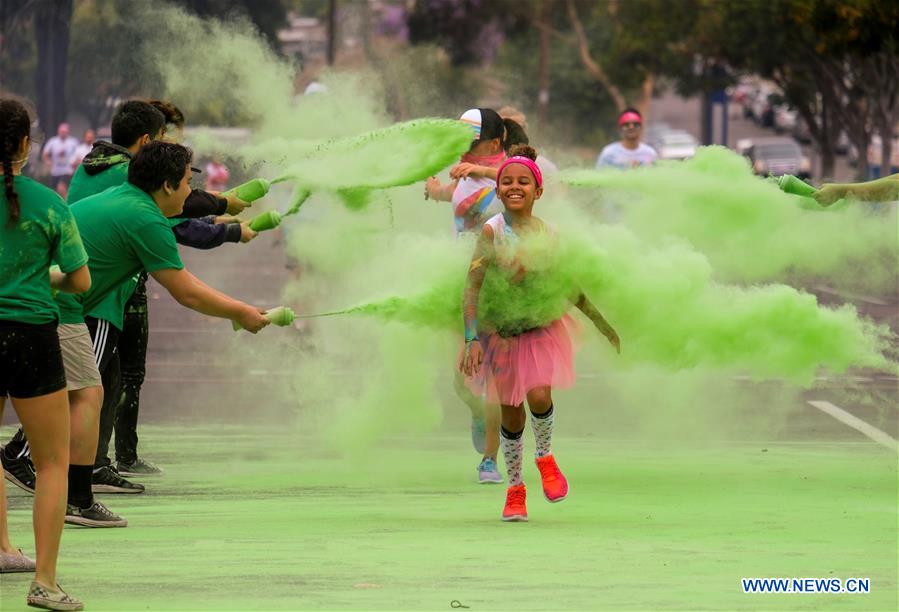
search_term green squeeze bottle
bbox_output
[232,306,296,331]
[248,210,282,232]
[225,178,271,202]
[776,174,817,197]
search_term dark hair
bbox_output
[128,141,193,194]
[147,99,185,129]
[507,144,538,162]
[0,99,31,227]
[502,118,529,152]
[111,100,165,148]
[619,107,642,121]
[471,108,530,153]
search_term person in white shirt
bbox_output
[69,129,95,172]
[596,107,658,170]
[41,122,79,197]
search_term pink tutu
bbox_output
[465,314,580,406]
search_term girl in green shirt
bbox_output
[0,98,89,611]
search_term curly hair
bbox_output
[507,144,538,162]
[0,99,31,227]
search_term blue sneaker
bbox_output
[478,457,503,484]
[471,412,486,454]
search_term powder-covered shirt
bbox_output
[479,213,567,335]
[55,182,184,325]
[0,176,88,324]
[67,161,130,204]
[595,142,658,170]
[43,136,80,177]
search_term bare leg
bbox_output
[484,402,501,459]
[12,389,70,588]
[0,399,15,554]
[501,403,526,433]
[453,369,484,418]
[525,386,553,415]
[68,386,102,465]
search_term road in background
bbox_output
[649,91,855,182]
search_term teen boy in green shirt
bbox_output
[55,141,269,527]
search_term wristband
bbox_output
[464,319,478,343]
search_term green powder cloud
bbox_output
[122,4,894,450]
[560,146,897,292]
[311,220,892,384]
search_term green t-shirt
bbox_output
[88,275,139,329]
[69,159,133,327]
[67,161,130,204]
[55,182,184,325]
[0,176,88,324]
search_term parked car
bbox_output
[649,130,698,160]
[849,134,899,177]
[643,122,672,145]
[749,85,777,127]
[791,117,812,144]
[728,77,759,117]
[739,137,811,178]
[773,106,798,134]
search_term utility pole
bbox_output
[327,0,337,65]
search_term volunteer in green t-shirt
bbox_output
[0,98,87,611]
[3,101,169,530]
[54,141,270,529]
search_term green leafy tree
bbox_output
[671,0,899,179]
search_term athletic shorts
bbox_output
[84,317,121,375]
[58,323,103,391]
[0,320,67,399]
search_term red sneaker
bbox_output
[535,454,568,502]
[501,484,528,522]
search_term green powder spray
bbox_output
[560,147,898,292]
[121,5,894,455]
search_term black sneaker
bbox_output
[1,446,35,494]
[116,457,163,477]
[91,465,145,494]
[65,501,127,528]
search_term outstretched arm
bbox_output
[425,177,458,202]
[461,226,495,375]
[814,174,899,206]
[450,163,498,181]
[150,267,269,333]
[575,292,620,354]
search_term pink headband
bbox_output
[618,111,642,126]
[496,156,543,188]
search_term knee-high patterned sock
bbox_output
[500,426,524,486]
[530,404,555,458]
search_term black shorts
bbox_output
[0,320,67,399]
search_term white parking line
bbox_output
[807,400,899,452]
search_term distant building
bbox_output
[278,13,328,67]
